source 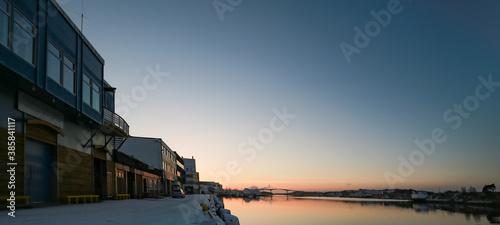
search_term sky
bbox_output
[56,0,500,191]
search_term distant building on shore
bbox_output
[411,191,429,200]
[183,157,200,194]
[200,181,223,194]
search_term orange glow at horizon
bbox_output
[222,183,360,191]
[219,179,480,191]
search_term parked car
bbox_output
[173,189,185,198]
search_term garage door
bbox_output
[25,138,56,203]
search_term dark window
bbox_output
[47,41,75,93]
[47,42,61,82]
[92,82,100,111]
[0,2,36,65]
[0,0,9,46]
[82,74,91,104]
[13,10,35,64]
[83,73,101,112]
[62,56,75,91]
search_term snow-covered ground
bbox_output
[1,194,224,225]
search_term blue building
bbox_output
[0,0,130,204]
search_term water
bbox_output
[223,195,500,225]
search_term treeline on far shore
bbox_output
[220,184,499,206]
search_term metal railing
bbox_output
[104,108,129,136]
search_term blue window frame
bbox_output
[47,41,75,94]
[82,74,91,104]
[47,42,60,81]
[0,1,36,65]
[83,73,101,112]
[0,0,9,47]
[13,10,35,65]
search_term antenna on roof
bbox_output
[73,0,89,33]
[80,0,84,32]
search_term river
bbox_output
[223,195,500,225]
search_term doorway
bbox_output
[25,138,57,203]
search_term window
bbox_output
[13,10,35,64]
[47,42,60,81]
[63,56,75,91]
[0,3,36,65]
[82,75,91,104]
[82,73,101,112]
[0,0,9,46]
[47,41,75,93]
[147,179,153,190]
[92,82,100,111]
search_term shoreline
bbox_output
[221,194,500,208]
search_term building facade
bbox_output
[0,0,129,204]
[114,151,162,198]
[174,152,185,187]
[183,157,200,194]
[118,137,177,196]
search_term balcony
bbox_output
[102,108,130,137]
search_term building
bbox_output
[0,0,129,204]
[174,152,185,187]
[114,151,163,198]
[183,157,200,194]
[118,137,177,196]
[199,181,223,194]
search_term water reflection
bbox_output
[223,196,500,225]
[293,197,500,224]
[239,194,291,203]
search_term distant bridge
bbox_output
[263,188,298,195]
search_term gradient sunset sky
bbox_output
[57,0,500,191]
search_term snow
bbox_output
[221,214,239,225]
[0,195,225,225]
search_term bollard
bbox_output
[200,203,208,212]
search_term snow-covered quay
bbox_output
[0,194,238,225]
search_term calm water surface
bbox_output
[223,196,500,225]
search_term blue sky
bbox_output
[57,0,500,191]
